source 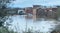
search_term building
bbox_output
[33,5,42,8]
[33,5,58,19]
[25,7,33,19]
[45,7,58,19]
[25,7,33,14]
[25,5,58,19]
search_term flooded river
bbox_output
[5,15,60,33]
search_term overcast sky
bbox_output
[9,0,60,8]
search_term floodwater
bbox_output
[5,15,60,33]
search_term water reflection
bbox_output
[6,15,60,33]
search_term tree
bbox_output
[0,0,15,27]
[0,0,16,33]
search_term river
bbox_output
[5,15,60,33]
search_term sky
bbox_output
[9,0,60,8]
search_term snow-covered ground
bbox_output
[5,15,60,33]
